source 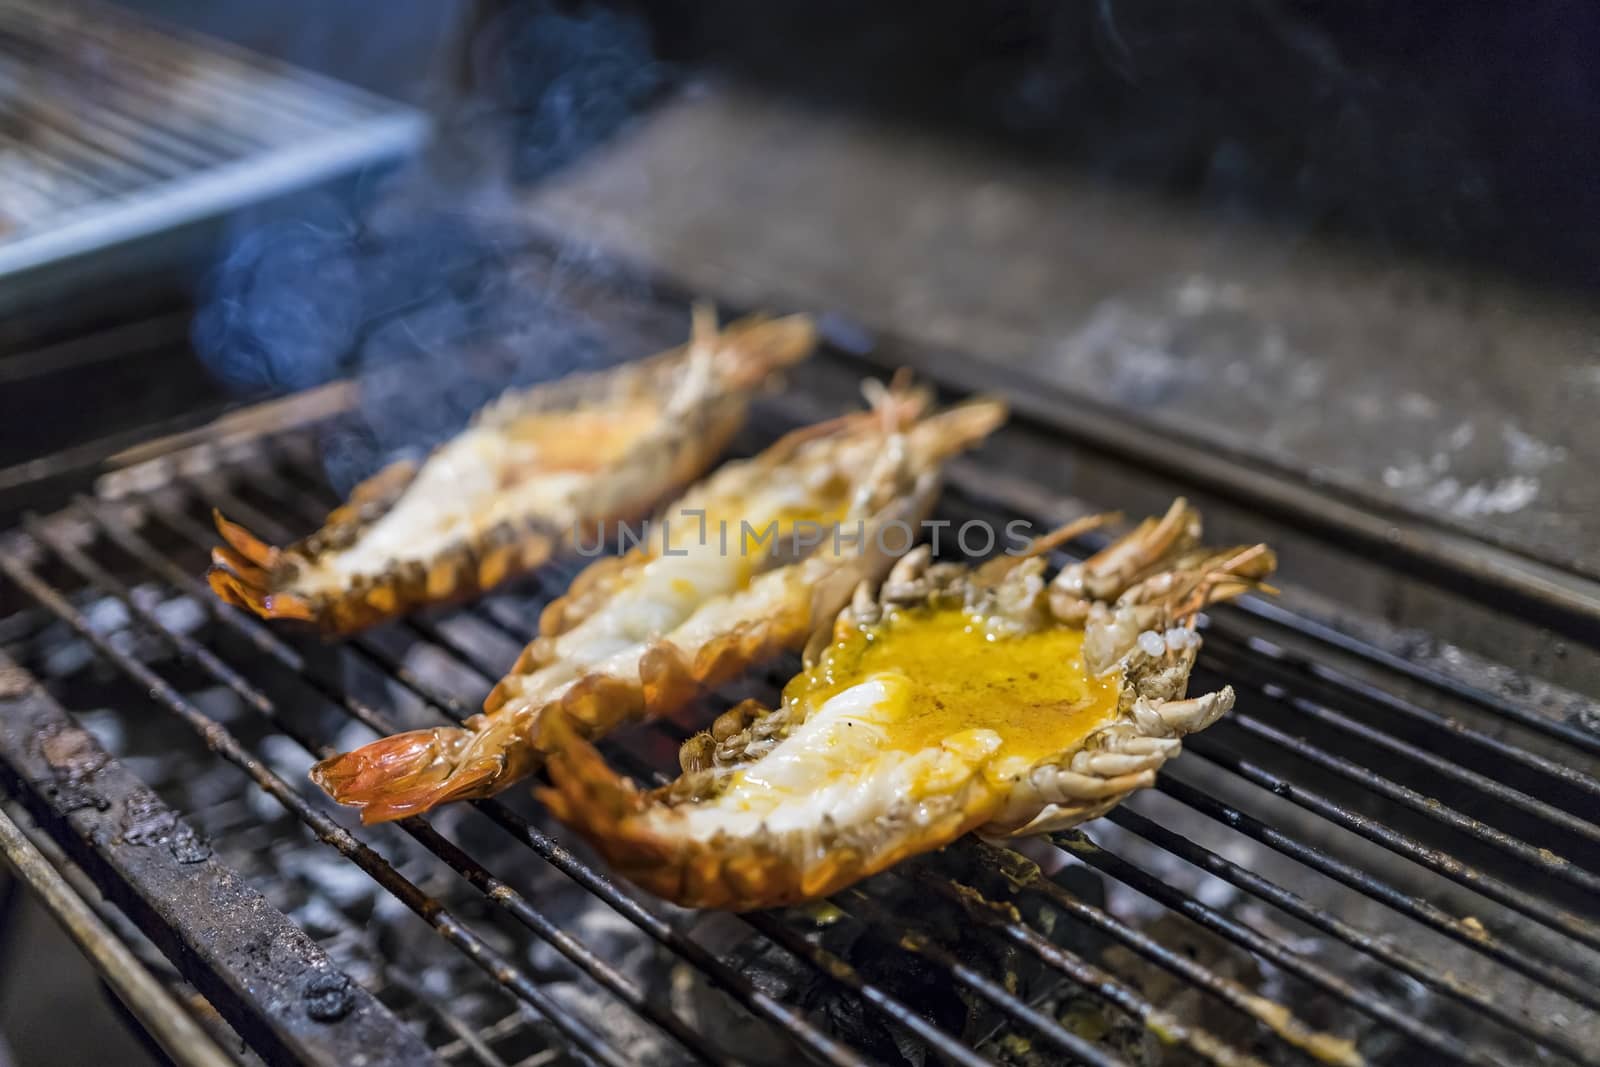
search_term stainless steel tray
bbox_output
[0,0,428,310]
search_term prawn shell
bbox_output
[539,549,647,637]
[315,393,1001,823]
[526,392,941,642]
[636,603,814,714]
[480,401,976,721]
[537,709,1003,909]
[481,548,828,720]
[313,586,826,825]
[206,312,815,634]
[536,498,1276,910]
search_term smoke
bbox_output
[192,0,668,493]
[471,0,663,182]
[192,196,365,396]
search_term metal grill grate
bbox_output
[0,0,425,287]
[1,314,1597,1066]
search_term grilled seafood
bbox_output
[537,499,1276,910]
[309,380,1009,822]
[207,307,816,633]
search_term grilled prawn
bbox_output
[309,381,1009,822]
[207,307,816,634]
[537,499,1275,910]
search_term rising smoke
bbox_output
[192,0,667,493]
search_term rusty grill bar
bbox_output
[1,309,1598,1066]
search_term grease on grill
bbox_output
[303,971,357,1023]
[0,664,33,698]
[120,788,179,846]
[167,826,212,864]
[36,719,111,813]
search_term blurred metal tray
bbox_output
[0,0,427,311]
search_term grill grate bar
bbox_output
[0,661,440,1067]
[0,804,237,1067]
[1216,675,1600,873]
[1102,804,1594,1064]
[20,514,278,714]
[0,98,174,193]
[734,912,996,1067]
[32,88,235,173]
[1227,594,1600,761]
[385,973,514,1067]
[1209,687,1600,889]
[910,871,1279,1067]
[17,42,315,155]
[378,815,738,1067]
[1215,677,1600,872]
[1200,626,1600,803]
[0,551,639,1067]
[1157,774,1600,1013]
[839,889,1131,1067]
[934,839,1346,1065]
[1185,731,1600,951]
[116,495,881,1067]
[5,75,253,180]
[25,506,737,1067]
[1045,829,1491,1066]
[0,48,212,181]
[0,124,132,200]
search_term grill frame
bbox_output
[0,798,237,1067]
[1,293,1598,1066]
[0,659,438,1067]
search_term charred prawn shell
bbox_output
[537,499,1275,910]
[310,379,1008,823]
[207,307,816,634]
